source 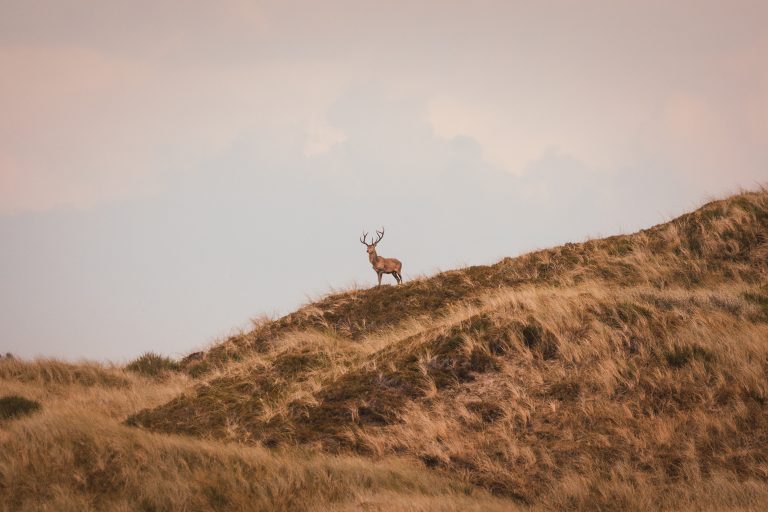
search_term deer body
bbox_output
[360,228,403,286]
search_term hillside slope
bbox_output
[126,190,768,509]
[0,358,510,511]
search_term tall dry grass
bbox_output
[350,285,768,509]
[0,358,513,511]
[129,284,768,510]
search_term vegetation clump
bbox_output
[0,394,41,420]
[126,352,181,378]
[0,357,129,388]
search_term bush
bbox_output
[0,395,41,420]
[126,352,180,378]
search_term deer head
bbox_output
[359,227,385,256]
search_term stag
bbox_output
[360,227,403,286]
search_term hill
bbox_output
[1,189,767,511]
[125,189,768,509]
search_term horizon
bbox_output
[2,1,767,361]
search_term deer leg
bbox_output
[377,271,383,286]
[394,271,402,284]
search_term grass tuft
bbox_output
[125,352,181,378]
[0,394,41,420]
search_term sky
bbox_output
[1,1,766,361]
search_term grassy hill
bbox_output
[2,189,768,511]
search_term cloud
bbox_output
[303,121,347,157]
[2,1,766,216]
[0,46,347,214]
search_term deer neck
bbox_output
[368,248,380,265]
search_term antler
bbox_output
[373,226,385,245]
[360,231,369,245]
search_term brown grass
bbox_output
[128,285,768,509]
[0,358,510,511]
[3,190,768,510]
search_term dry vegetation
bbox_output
[0,357,505,511]
[2,190,768,510]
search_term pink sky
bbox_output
[2,1,767,215]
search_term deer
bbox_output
[360,227,403,286]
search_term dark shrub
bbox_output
[0,395,41,420]
[126,352,180,378]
